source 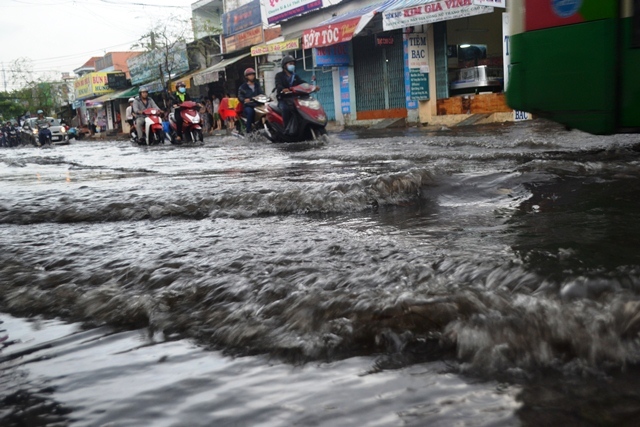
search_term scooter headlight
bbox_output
[298,99,321,110]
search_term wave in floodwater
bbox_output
[0,168,436,224]
[2,124,640,380]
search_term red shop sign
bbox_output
[302,17,361,49]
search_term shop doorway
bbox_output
[353,31,406,118]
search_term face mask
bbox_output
[179,87,186,94]
[286,64,295,73]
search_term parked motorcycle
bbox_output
[67,126,83,141]
[263,84,327,143]
[168,100,203,144]
[132,108,165,145]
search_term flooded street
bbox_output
[2,121,640,426]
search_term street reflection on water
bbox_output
[2,121,640,426]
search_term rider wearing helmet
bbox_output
[35,109,52,146]
[132,87,160,142]
[238,68,264,134]
[171,81,191,141]
[275,55,318,135]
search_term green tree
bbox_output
[131,17,221,107]
[6,58,65,115]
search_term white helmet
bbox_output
[128,98,135,103]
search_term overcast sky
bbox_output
[0,0,196,91]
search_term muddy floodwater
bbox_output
[2,121,640,426]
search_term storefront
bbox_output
[275,0,509,125]
[381,0,509,119]
[73,71,126,131]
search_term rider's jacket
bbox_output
[238,81,264,106]
[35,117,50,130]
[132,96,160,117]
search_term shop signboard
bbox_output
[382,0,493,31]
[472,0,505,7]
[223,0,262,36]
[74,72,117,100]
[107,72,127,89]
[224,26,264,53]
[302,17,361,49]
[266,0,323,24]
[407,34,428,69]
[314,42,350,67]
[409,68,429,100]
[376,35,395,46]
[523,0,616,32]
[127,42,190,86]
[251,39,300,56]
[74,74,93,99]
[339,67,350,114]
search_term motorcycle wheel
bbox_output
[309,127,327,141]
[195,129,203,142]
[153,130,165,145]
[169,130,181,145]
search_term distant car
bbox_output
[21,117,69,146]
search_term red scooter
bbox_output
[264,83,328,143]
[133,107,165,145]
[169,100,203,144]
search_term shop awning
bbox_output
[114,86,139,99]
[192,53,251,86]
[302,0,400,49]
[85,92,114,108]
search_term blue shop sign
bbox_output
[314,42,350,67]
[223,0,262,36]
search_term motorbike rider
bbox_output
[125,97,135,135]
[171,81,191,141]
[275,55,319,135]
[35,110,52,146]
[238,68,264,134]
[4,121,17,146]
[1,121,10,147]
[132,87,161,142]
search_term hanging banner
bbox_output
[224,26,264,53]
[266,0,323,24]
[383,0,493,31]
[502,12,510,90]
[339,67,350,114]
[314,42,350,67]
[472,0,505,7]
[251,39,300,56]
[302,17,361,49]
[223,0,262,36]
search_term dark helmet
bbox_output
[282,55,295,69]
[176,81,186,88]
[244,68,256,77]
